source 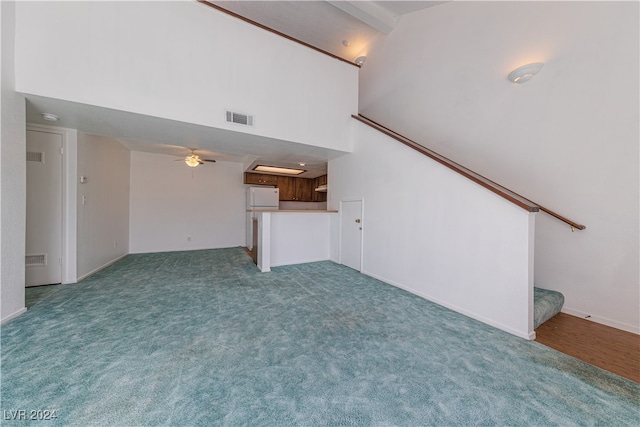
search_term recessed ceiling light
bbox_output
[253,165,305,175]
[298,162,306,166]
[41,113,59,122]
[342,40,350,47]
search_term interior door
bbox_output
[26,130,63,287]
[340,199,363,271]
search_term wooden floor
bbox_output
[535,313,639,383]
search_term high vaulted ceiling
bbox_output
[208,1,447,62]
[25,1,447,177]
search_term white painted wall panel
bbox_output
[330,122,535,338]
[270,212,332,267]
[129,151,245,253]
[14,0,357,153]
[77,134,130,279]
[358,1,639,333]
[0,0,27,323]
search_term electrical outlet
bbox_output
[187,236,192,242]
[82,195,87,205]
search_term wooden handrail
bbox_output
[196,1,360,68]
[353,114,586,231]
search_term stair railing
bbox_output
[353,114,586,231]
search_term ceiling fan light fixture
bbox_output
[185,155,200,168]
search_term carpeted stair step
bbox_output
[534,287,565,329]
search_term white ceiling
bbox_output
[209,1,447,61]
[26,95,346,178]
[25,1,447,178]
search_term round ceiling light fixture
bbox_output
[508,63,544,83]
[354,56,366,66]
[41,113,59,122]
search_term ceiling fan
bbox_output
[178,149,216,168]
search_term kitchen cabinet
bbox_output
[295,178,314,202]
[276,176,314,201]
[247,173,327,202]
[244,173,278,186]
[278,177,311,201]
[276,176,296,200]
[312,175,327,202]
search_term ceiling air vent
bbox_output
[226,110,254,126]
[27,151,45,163]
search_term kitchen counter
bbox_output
[251,210,336,272]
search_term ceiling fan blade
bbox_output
[202,159,217,163]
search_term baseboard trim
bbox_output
[270,257,331,268]
[128,245,245,255]
[76,253,128,282]
[1,307,27,325]
[362,269,533,340]
[561,307,639,335]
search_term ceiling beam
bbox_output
[326,1,397,34]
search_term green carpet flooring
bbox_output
[1,247,638,426]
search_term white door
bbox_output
[26,130,63,287]
[340,199,363,271]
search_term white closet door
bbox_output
[340,199,363,272]
[26,130,63,287]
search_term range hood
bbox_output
[314,184,328,192]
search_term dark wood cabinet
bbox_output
[277,176,313,201]
[312,175,328,202]
[244,173,278,186]
[295,178,314,202]
[276,176,296,201]
[246,172,327,202]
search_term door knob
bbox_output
[355,219,361,223]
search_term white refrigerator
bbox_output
[246,187,279,250]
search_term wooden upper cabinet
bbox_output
[276,176,313,201]
[276,176,296,201]
[244,173,278,186]
[246,172,326,202]
[295,178,314,202]
[315,175,328,187]
[312,175,328,202]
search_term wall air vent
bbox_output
[226,110,254,126]
[26,254,47,267]
[27,151,45,163]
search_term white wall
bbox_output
[270,212,332,267]
[77,134,130,280]
[14,0,357,153]
[329,122,536,339]
[129,151,245,253]
[359,1,639,333]
[0,0,27,324]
